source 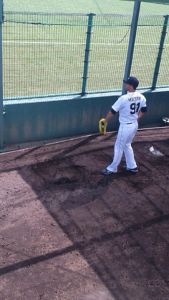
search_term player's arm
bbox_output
[138,99,147,120]
[138,111,145,120]
[99,97,122,135]
[99,109,116,135]
[105,97,123,122]
[105,109,116,122]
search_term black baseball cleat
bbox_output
[126,167,138,173]
[101,168,116,175]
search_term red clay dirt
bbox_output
[0,128,169,300]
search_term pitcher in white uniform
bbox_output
[102,76,147,175]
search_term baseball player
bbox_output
[101,76,147,175]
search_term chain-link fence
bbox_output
[3,12,88,99]
[131,15,169,89]
[3,11,169,100]
[157,16,169,88]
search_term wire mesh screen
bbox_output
[131,15,166,88]
[87,15,131,93]
[2,12,169,100]
[3,12,87,99]
[157,21,169,88]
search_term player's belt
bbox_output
[121,121,138,125]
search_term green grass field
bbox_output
[4,0,169,15]
[3,1,169,99]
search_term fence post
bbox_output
[151,15,169,90]
[81,13,95,96]
[0,0,3,149]
[122,0,141,94]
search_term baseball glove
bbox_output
[99,118,107,135]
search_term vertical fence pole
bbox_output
[0,0,3,149]
[151,15,169,90]
[122,0,141,94]
[81,13,95,96]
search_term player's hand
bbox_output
[99,118,107,135]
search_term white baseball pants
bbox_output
[107,122,138,173]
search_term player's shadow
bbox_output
[1,140,169,299]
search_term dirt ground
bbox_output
[0,128,169,300]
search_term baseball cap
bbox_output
[123,76,139,89]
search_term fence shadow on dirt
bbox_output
[1,139,169,299]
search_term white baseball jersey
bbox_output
[112,91,147,124]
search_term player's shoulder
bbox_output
[118,94,128,102]
[136,91,146,101]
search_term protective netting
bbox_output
[131,15,168,89]
[87,15,131,93]
[157,21,169,87]
[3,12,88,99]
[3,12,169,100]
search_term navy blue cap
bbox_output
[123,76,139,89]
